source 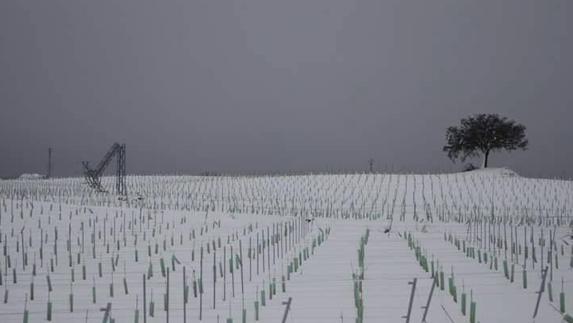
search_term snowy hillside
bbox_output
[0,171,571,322]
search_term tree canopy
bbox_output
[443,114,528,168]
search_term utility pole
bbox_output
[368,158,374,173]
[47,147,52,178]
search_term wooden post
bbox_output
[166,268,169,323]
[549,229,554,282]
[183,266,187,323]
[240,240,246,322]
[143,274,147,323]
[533,266,548,318]
[200,246,203,321]
[402,278,417,323]
[281,297,292,323]
[267,227,271,273]
[257,234,260,276]
[223,246,227,302]
[421,278,436,322]
[249,237,252,282]
[100,303,112,323]
[213,248,216,309]
[231,246,235,298]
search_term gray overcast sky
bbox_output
[1,0,572,178]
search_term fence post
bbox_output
[281,297,292,323]
[533,266,549,318]
[421,278,436,322]
[143,275,147,323]
[403,278,417,323]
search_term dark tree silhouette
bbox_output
[443,114,528,168]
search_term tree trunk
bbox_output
[482,150,490,168]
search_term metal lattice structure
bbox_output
[82,143,127,195]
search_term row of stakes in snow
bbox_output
[352,228,369,323]
[253,226,331,322]
[444,219,573,322]
[461,217,573,272]
[405,219,573,323]
[1,173,573,322]
[6,172,571,225]
[1,176,392,221]
[404,231,478,323]
[444,223,572,314]
[0,197,332,322]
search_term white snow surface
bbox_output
[0,170,572,323]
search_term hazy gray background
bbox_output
[1,0,572,178]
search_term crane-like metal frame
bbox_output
[82,143,127,195]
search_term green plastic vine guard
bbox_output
[469,301,476,323]
[254,301,259,320]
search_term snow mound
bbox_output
[18,173,46,180]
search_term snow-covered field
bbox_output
[0,169,572,322]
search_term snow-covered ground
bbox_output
[0,170,572,322]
